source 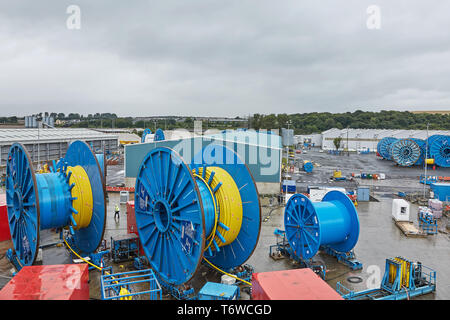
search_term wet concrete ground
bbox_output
[248,198,450,300]
[0,150,449,299]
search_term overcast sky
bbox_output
[0,1,449,117]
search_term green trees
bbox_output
[333,137,343,150]
[251,111,450,134]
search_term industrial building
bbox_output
[124,129,282,194]
[0,128,119,173]
[295,128,450,152]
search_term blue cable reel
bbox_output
[302,161,314,173]
[284,191,359,260]
[390,138,422,167]
[134,144,261,286]
[154,128,165,141]
[377,137,397,160]
[428,135,450,168]
[410,138,426,167]
[5,140,106,268]
[141,128,152,143]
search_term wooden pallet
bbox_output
[393,218,427,237]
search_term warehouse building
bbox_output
[124,129,282,194]
[295,128,450,152]
[0,128,119,173]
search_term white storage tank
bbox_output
[392,199,410,221]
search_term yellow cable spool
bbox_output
[67,165,93,229]
[194,166,243,250]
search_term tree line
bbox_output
[1,110,448,134]
[250,110,450,134]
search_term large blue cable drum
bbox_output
[284,191,359,260]
[377,137,397,160]
[390,138,422,167]
[5,141,106,267]
[427,135,450,168]
[134,144,261,286]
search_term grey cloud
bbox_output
[0,1,449,117]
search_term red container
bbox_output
[0,193,11,242]
[0,264,89,300]
[127,201,136,234]
[252,268,343,300]
[126,201,144,255]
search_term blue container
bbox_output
[282,180,296,193]
[430,183,450,202]
[198,282,240,300]
[357,187,370,202]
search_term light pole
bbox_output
[347,126,349,156]
[423,123,429,198]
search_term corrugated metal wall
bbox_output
[124,136,282,183]
[0,138,118,171]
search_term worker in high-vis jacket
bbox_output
[114,204,120,220]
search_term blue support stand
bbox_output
[269,229,326,280]
[337,257,436,300]
[418,212,438,235]
[320,246,362,270]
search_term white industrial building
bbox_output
[0,128,119,172]
[294,133,323,148]
[295,128,450,152]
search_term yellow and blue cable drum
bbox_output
[5,140,106,268]
[134,144,261,285]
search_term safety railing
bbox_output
[101,267,162,300]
